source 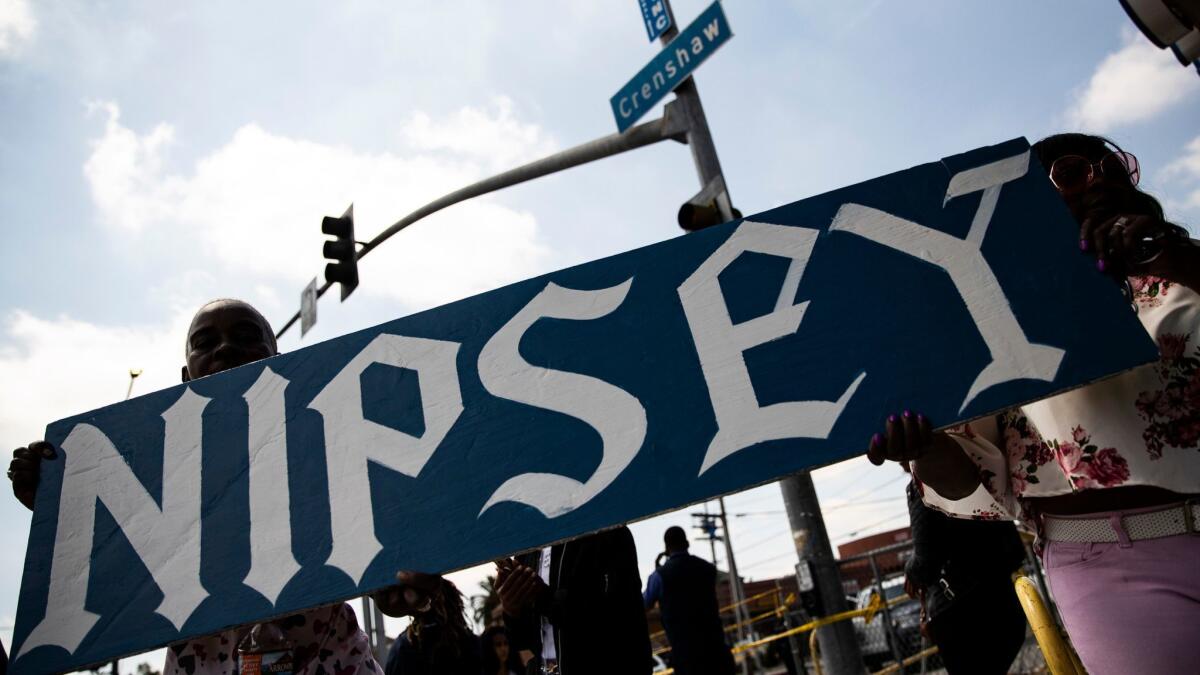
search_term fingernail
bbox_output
[888,414,899,424]
[902,409,912,419]
[871,432,884,447]
[1079,238,1089,252]
[917,413,927,424]
[1096,258,1107,272]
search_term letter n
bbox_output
[16,389,210,659]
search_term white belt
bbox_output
[1043,500,1200,543]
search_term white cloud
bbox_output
[84,101,556,310]
[1162,135,1200,184]
[83,101,183,232]
[1158,135,1200,228]
[400,96,558,171]
[1066,31,1199,132]
[0,309,192,445]
[0,0,34,55]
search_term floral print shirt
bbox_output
[922,275,1200,525]
[163,603,382,675]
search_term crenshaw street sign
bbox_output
[611,0,732,132]
[12,138,1157,673]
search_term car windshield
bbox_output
[859,582,908,608]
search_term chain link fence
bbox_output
[650,538,1063,674]
[836,539,1054,675]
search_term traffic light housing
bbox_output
[322,204,359,301]
[1119,0,1200,74]
[678,175,741,231]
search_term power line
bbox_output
[735,525,794,555]
[834,511,910,542]
[839,473,908,501]
[823,495,906,511]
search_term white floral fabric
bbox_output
[923,275,1200,524]
[163,603,381,675]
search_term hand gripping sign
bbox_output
[12,138,1156,673]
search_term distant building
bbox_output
[835,526,912,593]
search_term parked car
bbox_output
[851,577,925,672]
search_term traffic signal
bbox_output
[321,204,359,301]
[678,201,743,231]
[1119,0,1200,73]
[678,175,742,231]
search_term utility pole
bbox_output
[780,473,865,674]
[692,507,720,565]
[704,501,719,564]
[718,496,763,675]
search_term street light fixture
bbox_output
[125,368,143,401]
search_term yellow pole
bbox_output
[808,628,822,675]
[1013,576,1080,675]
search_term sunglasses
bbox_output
[1048,151,1141,196]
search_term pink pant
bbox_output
[1043,525,1200,675]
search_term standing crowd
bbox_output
[5,132,1200,675]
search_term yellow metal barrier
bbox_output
[660,576,1084,674]
[659,591,928,674]
[1014,576,1084,675]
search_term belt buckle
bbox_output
[938,577,955,600]
[1184,498,1199,535]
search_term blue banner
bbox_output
[638,0,672,42]
[611,1,732,132]
[12,138,1157,673]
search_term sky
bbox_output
[1,0,1198,667]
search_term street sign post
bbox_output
[638,0,673,42]
[611,0,733,132]
[11,139,1158,674]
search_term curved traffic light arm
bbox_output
[276,106,690,339]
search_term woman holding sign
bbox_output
[868,133,1200,675]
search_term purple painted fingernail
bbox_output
[903,409,912,419]
[1079,238,1089,252]
[917,412,927,423]
[1096,258,1107,272]
[871,433,883,447]
[888,414,899,424]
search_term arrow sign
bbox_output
[11,138,1157,673]
[611,0,732,132]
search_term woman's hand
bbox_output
[866,412,980,500]
[1081,211,1200,293]
[9,441,56,511]
[866,411,933,465]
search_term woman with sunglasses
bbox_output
[867,133,1200,675]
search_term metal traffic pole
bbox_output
[654,0,735,226]
[275,111,688,338]
[781,473,866,674]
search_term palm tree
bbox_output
[471,574,501,631]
